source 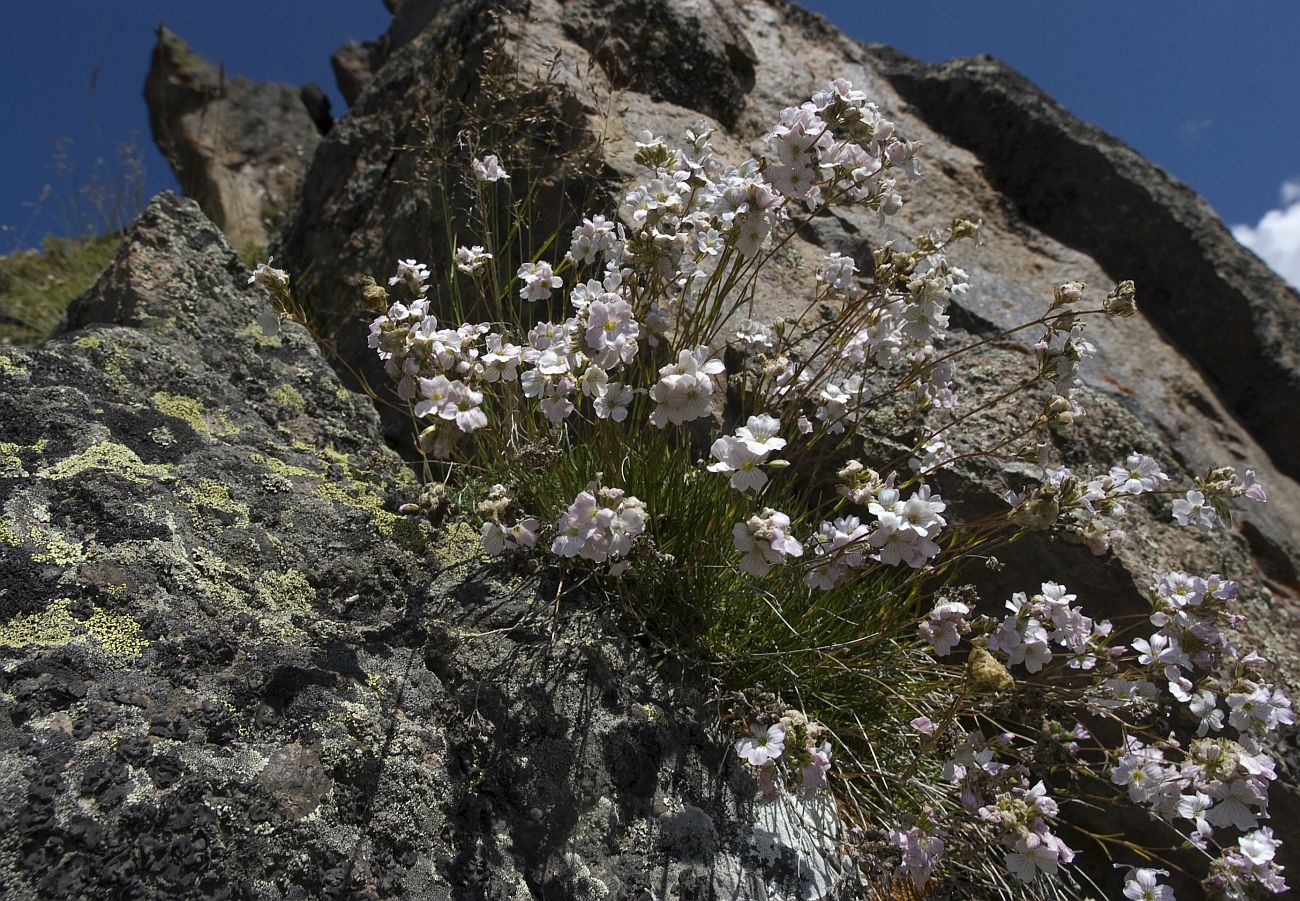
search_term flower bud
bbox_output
[1104,280,1137,317]
[1053,281,1086,308]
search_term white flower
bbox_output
[1172,489,1216,531]
[1238,827,1280,865]
[1110,453,1169,495]
[734,414,786,456]
[569,214,617,264]
[454,245,493,274]
[733,509,803,576]
[817,251,858,291]
[389,258,431,296]
[1122,867,1174,901]
[471,154,510,182]
[708,436,771,493]
[1005,832,1064,881]
[735,722,786,767]
[593,382,632,421]
[517,261,562,302]
[248,256,289,291]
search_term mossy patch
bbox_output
[179,480,251,529]
[39,441,176,484]
[0,597,147,658]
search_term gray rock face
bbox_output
[872,49,1300,485]
[272,1,1300,890]
[0,195,834,899]
[279,0,1300,603]
[144,26,327,251]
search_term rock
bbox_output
[330,40,382,107]
[144,26,326,252]
[278,0,1300,610]
[272,1,1300,890]
[872,49,1300,484]
[0,193,840,898]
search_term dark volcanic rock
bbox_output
[0,194,836,899]
[144,26,326,251]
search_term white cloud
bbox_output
[1178,117,1212,143]
[1232,179,1300,291]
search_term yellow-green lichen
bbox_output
[236,320,282,348]
[0,597,147,658]
[270,384,306,411]
[251,570,318,642]
[28,523,86,565]
[39,440,176,484]
[152,392,208,433]
[84,606,149,657]
[185,550,331,643]
[0,353,30,378]
[0,521,18,546]
[249,452,318,479]
[211,409,240,437]
[316,481,427,552]
[0,598,77,648]
[74,336,102,350]
[434,519,484,566]
[180,480,251,529]
[1,437,49,477]
[151,393,239,438]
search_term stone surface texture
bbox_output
[144,27,328,252]
[12,0,1299,896]
[0,195,835,899]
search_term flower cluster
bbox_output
[734,709,833,800]
[552,486,646,573]
[987,582,1113,673]
[707,414,787,492]
[477,484,539,555]
[345,74,1292,899]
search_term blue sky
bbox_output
[3,1,1298,284]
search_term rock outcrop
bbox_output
[144,27,329,252]
[0,195,838,899]
[278,0,1300,613]
[29,0,1300,896]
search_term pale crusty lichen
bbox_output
[0,597,148,658]
[39,440,176,484]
